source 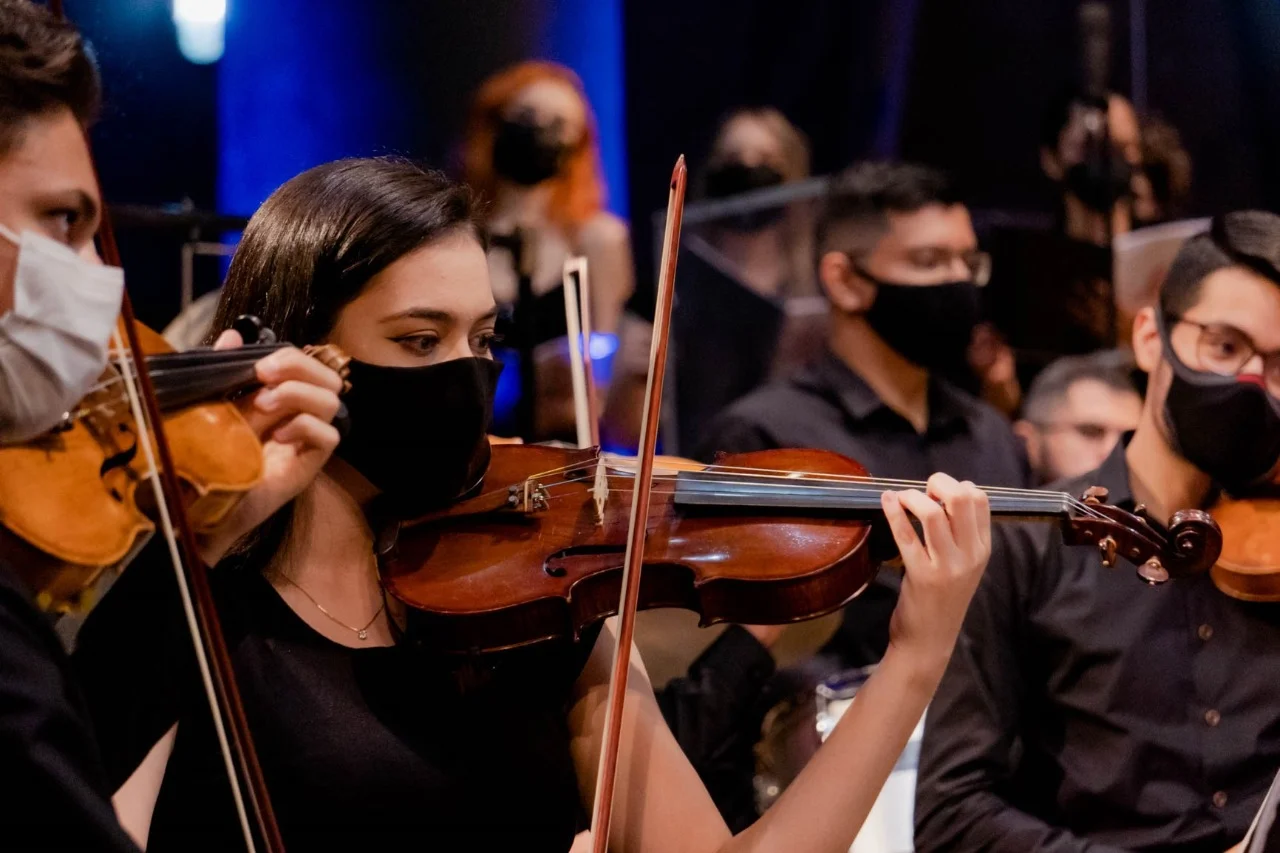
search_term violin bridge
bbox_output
[592,457,608,525]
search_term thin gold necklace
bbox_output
[279,563,386,642]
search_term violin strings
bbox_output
[515,461,1112,523]
[65,355,270,426]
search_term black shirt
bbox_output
[657,349,1027,829]
[73,545,593,852]
[0,559,139,852]
[695,347,1030,667]
[916,439,1280,853]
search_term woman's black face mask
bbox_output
[492,116,571,186]
[335,356,504,518]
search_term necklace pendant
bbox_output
[357,629,368,640]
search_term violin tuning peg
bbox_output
[232,314,265,344]
[1136,558,1170,585]
[1098,535,1118,568]
[1082,486,1110,505]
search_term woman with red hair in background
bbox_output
[463,61,633,440]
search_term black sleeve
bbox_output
[692,412,777,465]
[71,537,198,791]
[914,525,1129,853]
[0,572,139,852]
[655,625,776,831]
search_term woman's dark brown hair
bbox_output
[212,157,482,347]
[210,157,483,571]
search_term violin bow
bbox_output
[50,2,284,850]
[588,156,687,852]
[562,256,601,448]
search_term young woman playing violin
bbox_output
[73,157,993,852]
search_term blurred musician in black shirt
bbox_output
[660,163,1027,829]
[985,90,1146,390]
[697,161,1027,667]
[917,211,1280,853]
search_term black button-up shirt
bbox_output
[917,439,1280,853]
[696,348,1030,666]
[658,350,1027,830]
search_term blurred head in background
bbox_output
[700,107,810,202]
[463,60,605,232]
[1132,114,1193,227]
[1040,90,1142,243]
[816,161,987,377]
[693,107,813,298]
[1014,349,1143,483]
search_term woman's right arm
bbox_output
[111,723,177,848]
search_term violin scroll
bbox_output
[1061,489,1222,583]
[1165,509,1222,579]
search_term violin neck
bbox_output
[671,470,1071,520]
[139,344,287,412]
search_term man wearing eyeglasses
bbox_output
[663,162,1027,830]
[1013,349,1143,484]
[916,211,1280,853]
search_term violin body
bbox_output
[1209,489,1280,602]
[0,322,262,611]
[381,445,878,654]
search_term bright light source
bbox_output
[588,332,618,361]
[173,0,227,64]
[174,0,226,24]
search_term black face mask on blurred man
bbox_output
[852,265,982,372]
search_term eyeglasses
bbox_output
[1169,316,1280,396]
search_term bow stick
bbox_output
[563,256,600,448]
[50,2,284,849]
[589,156,687,852]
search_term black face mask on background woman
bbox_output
[1157,314,1280,493]
[335,356,503,518]
[492,116,570,186]
[702,161,786,232]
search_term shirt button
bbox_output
[1198,623,1214,641]
[1204,709,1222,727]
[1213,790,1229,808]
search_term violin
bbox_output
[379,444,1224,653]
[0,318,350,613]
[1207,477,1280,601]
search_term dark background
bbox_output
[66,0,1280,325]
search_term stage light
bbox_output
[588,332,618,361]
[173,0,227,64]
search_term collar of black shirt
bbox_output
[796,348,976,435]
[1056,431,1137,510]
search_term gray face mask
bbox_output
[0,225,124,443]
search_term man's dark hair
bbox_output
[815,161,959,257]
[1022,349,1141,424]
[1160,211,1280,318]
[0,0,100,154]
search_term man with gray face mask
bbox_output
[0,2,345,847]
